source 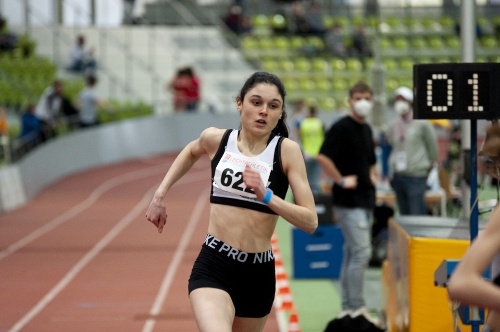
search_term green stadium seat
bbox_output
[399,57,414,71]
[252,14,270,29]
[346,58,363,71]
[305,36,325,51]
[411,37,427,49]
[290,36,305,50]
[330,58,346,71]
[251,15,272,35]
[420,16,441,31]
[271,14,287,31]
[274,36,290,50]
[403,16,419,31]
[283,78,299,92]
[316,78,332,91]
[393,36,410,49]
[294,57,311,71]
[280,59,295,72]
[312,58,329,72]
[261,59,279,72]
[258,36,274,49]
[415,56,433,64]
[323,15,335,29]
[331,17,350,29]
[386,78,399,91]
[379,36,392,49]
[439,16,455,29]
[364,58,375,69]
[427,36,444,49]
[241,36,259,50]
[384,16,403,29]
[320,97,337,111]
[305,97,318,107]
[383,58,398,71]
[299,78,316,91]
[480,36,498,48]
[445,36,460,49]
[332,79,348,91]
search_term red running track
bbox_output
[0,153,280,332]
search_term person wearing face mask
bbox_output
[385,86,438,216]
[317,82,383,330]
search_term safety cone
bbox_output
[271,233,279,246]
[275,271,290,292]
[275,257,285,269]
[288,311,301,332]
[275,263,286,277]
[277,285,295,311]
[274,249,282,262]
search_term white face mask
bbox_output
[353,99,373,118]
[394,100,411,115]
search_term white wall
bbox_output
[1,0,124,27]
[0,112,241,214]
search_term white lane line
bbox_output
[7,185,156,332]
[142,187,209,332]
[6,168,208,332]
[0,166,206,261]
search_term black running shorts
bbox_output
[188,234,276,318]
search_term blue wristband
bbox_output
[339,178,345,187]
[262,188,273,205]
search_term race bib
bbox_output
[214,151,272,198]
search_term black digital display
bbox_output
[413,63,500,120]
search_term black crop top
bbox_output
[210,129,289,214]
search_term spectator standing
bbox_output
[317,82,382,328]
[385,87,438,215]
[184,67,201,112]
[78,74,102,128]
[167,67,200,113]
[168,68,189,112]
[67,35,97,75]
[299,105,325,194]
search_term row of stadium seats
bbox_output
[262,54,499,72]
[241,34,500,60]
[242,13,500,110]
[250,13,498,37]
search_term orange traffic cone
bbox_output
[288,311,301,332]
[271,233,279,246]
[276,271,290,292]
[277,285,295,311]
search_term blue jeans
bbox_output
[390,174,428,215]
[305,158,321,194]
[333,206,373,311]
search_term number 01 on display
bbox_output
[413,63,500,120]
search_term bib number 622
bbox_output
[220,168,254,194]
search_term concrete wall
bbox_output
[0,112,241,214]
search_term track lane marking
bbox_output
[6,167,208,332]
[0,165,207,261]
[142,187,209,332]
